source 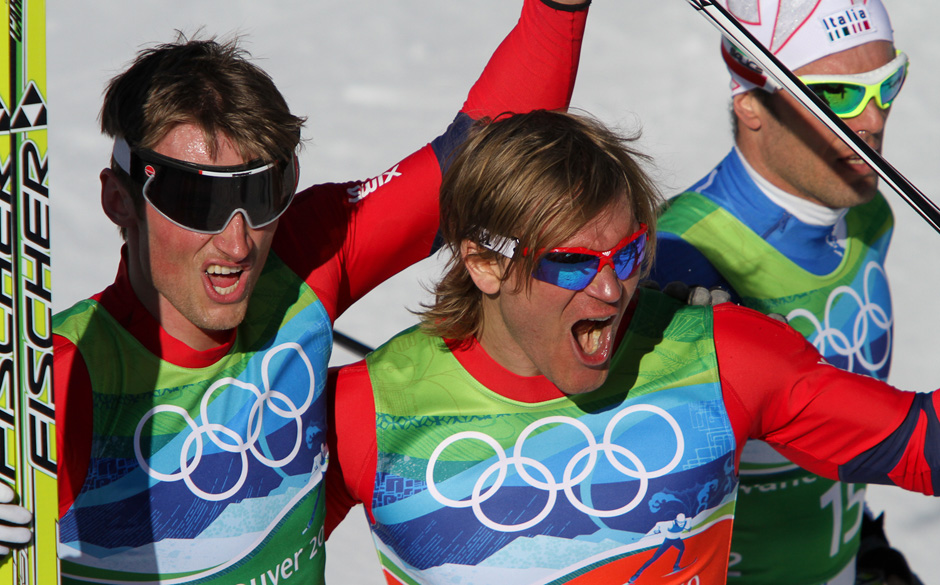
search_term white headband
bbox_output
[112,137,132,173]
[721,0,894,94]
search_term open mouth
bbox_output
[843,154,872,168]
[206,265,243,296]
[572,316,615,362]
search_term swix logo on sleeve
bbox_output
[821,7,875,43]
[346,164,402,203]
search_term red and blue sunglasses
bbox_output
[479,223,648,291]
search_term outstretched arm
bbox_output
[715,304,939,495]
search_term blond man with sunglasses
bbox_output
[651,1,917,584]
[324,110,939,585]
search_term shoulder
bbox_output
[53,332,83,373]
[712,303,803,345]
[658,192,719,230]
[712,303,821,374]
[53,298,102,337]
[328,361,377,465]
[329,360,372,398]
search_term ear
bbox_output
[732,91,765,132]
[461,240,505,296]
[100,168,139,228]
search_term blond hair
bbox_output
[420,110,662,341]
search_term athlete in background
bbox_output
[650,1,918,583]
[51,1,589,582]
[325,110,939,585]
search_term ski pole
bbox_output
[686,0,940,235]
[333,330,374,358]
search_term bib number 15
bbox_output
[820,482,865,557]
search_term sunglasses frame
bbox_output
[798,51,909,119]
[478,223,648,291]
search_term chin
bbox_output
[554,368,610,396]
[198,304,250,332]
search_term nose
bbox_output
[213,212,252,260]
[582,264,623,303]
[847,97,889,144]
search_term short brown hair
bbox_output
[420,110,662,341]
[101,33,304,163]
[101,33,305,238]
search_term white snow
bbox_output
[48,2,938,583]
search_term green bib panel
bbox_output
[363,289,739,584]
[54,253,333,585]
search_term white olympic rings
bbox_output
[134,342,316,501]
[786,261,891,373]
[426,404,684,532]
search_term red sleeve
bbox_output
[714,304,938,494]
[461,0,587,118]
[273,147,441,322]
[325,361,379,538]
[273,0,588,322]
[54,333,93,519]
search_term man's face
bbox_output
[476,197,641,395]
[740,40,897,208]
[122,124,278,349]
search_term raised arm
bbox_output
[274,0,591,322]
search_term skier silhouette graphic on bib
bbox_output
[628,513,694,583]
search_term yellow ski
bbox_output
[0,0,56,582]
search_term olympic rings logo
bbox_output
[426,404,684,533]
[786,262,891,374]
[134,342,316,501]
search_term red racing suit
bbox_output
[326,294,939,584]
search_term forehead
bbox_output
[795,40,895,76]
[152,123,245,167]
[556,194,636,248]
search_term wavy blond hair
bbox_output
[420,110,663,341]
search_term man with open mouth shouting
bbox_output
[325,110,939,585]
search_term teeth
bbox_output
[583,328,602,355]
[213,282,238,295]
[206,264,242,295]
[207,265,241,275]
[575,317,609,356]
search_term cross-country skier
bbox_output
[324,109,940,585]
[628,513,692,583]
[650,1,920,583]
[48,1,590,582]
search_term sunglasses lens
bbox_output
[611,236,646,280]
[535,252,597,291]
[879,65,906,106]
[530,224,648,291]
[138,155,296,234]
[809,83,867,116]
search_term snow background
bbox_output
[47,1,938,582]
